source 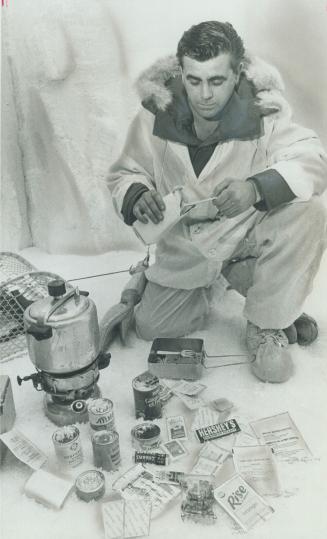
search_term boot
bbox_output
[222,259,319,347]
[294,313,318,346]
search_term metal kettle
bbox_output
[23,279,100,374]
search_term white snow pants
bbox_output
[135,198,327,341]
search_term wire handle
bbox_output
[156,348,251,368]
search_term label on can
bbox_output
[88,398,115,430]
[132,372,162,420]
[52,425,83,467]
[92,430,120,471]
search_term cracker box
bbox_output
[0,375,16,464]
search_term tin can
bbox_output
[131,422,161,450]
[88,398,115,431]
[52,425,83,468]
[92,430,120,471]
[75,470,105,502]
[132,371,162,420]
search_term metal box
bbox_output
[148,338,204,380]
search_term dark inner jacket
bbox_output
[122,73,295,225]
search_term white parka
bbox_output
[108,54,327,289]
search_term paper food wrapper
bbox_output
[102,498,151,539]
[214,474,274,532]
[133,191,191,245]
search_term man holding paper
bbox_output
[107,21,327,383]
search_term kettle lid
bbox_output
[27,283,89,325]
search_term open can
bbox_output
[88,398,115,431]
[52,425,83,468]
[92,430,120,471]
[132,371,162,420]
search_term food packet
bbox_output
[181,474,216,525]
[214,474,274,532]
[232,445,281,496]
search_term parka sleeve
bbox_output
[259,116,327,201]
[106,109,156,219]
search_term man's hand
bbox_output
[213,178,256,218]
[133,189,166,224]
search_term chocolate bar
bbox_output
[134,451,167,466]
[195,419,240,443]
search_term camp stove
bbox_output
[17,279,110,426]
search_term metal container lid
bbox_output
[88,398,113,415]
[132,371,159,392]
[131,422,160,441]
[27,288,89,325]
[92,430,118,445]
[75,470,105,502]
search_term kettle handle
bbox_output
[45,289,77,322]
[26,323,53,341]
[44,288,89,322]
[97,351,111,370]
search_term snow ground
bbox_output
[1,247,327,539]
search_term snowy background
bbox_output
[2,0,327,253]
[1,0,327,538]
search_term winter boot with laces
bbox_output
[246,322,294,383]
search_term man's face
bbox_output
[181,53,241,120]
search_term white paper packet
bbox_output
[102,499,124,539]
[162,440,187,461]
[250,412,312,462]
[124,499,151,538]
[102,498,151,539]
[113,465,180,518]
[166,415,188,441]
[191,406,220,431]
[174,392,205,410]
[0,428,47,469]
[233,445,282,496]
[172,380,206,396]
[191,457,221,476]
[199,440,231,463]
[214,474,274,532]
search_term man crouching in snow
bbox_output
[107,21,327,383]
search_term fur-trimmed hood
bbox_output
[136,52,291,119]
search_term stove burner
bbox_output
[44,386,101,426]
[17,352,110,426]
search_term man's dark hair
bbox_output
[177,21,245,72]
